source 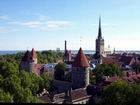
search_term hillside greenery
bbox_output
[0,61,54,103]
[0,50,63,103]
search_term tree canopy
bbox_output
[0,61,53,103]
[93,64,122,83]
[100,80,140,105]
[54,62,67,81]
[0,50,63,103]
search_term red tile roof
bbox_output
[102,57,120,66]
[104,73,140,84]
[119,56,134,65]
[72,48,90,67]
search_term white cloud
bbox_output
[21,21,44,28]
[8,21,21,25]
[20,20,71,30]
[0,27,18,33]
[46,21,71,30]
[7,19,72,31]
[0,16,9,20]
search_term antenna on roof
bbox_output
[80,36,82,48]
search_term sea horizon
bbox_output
[0,50,140,55]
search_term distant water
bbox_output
[0,50,94,55]
[0,51,24,55]
[71,50,95,55]
[0,50,140,55]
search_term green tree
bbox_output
[0,61,47,103]
[0,62,18,78]
[19,71,32,88]
[40,73,53,91]
[65,72,72,82]
[0,75,3,86]
[54,62,66,80]
[2,74,21,94]
[93,64,122,83]
[0,89,13,103]
[100,80,140,105]
[30,73,41,95]
[89,69,96,84]
[13,87,40,103]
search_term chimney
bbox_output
[65,40,67,52]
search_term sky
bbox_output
[0,0,140,51]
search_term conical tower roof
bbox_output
[22,50,30,61]
[73,47,90,67]
[30,48,37,59]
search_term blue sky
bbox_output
[0,0,140,51]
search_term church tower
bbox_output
[96,17,104,56]
[72,47,90,89]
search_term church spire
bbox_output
[98,16,102,39]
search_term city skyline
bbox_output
[0,0,140,51]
